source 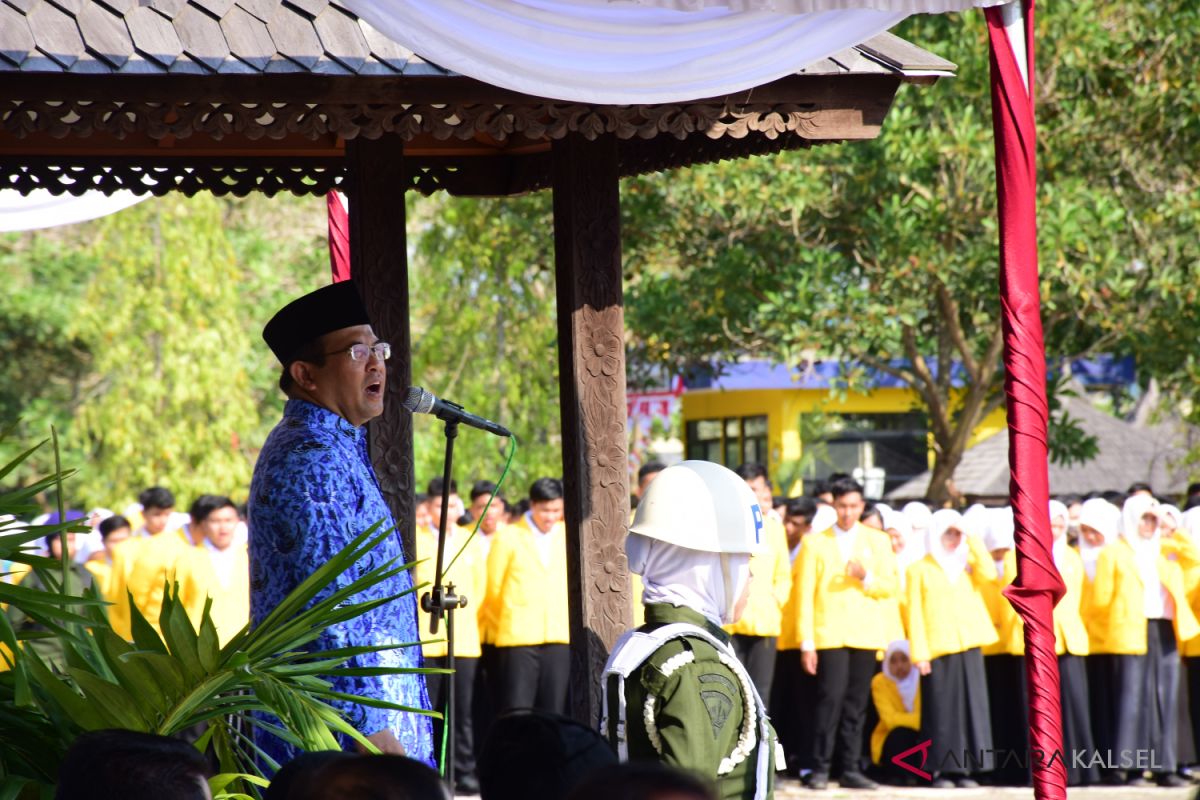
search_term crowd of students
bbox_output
[713,467,1200,791]
[9,467,1200,794]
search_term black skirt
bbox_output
[985,653,1029,785]
[921,648,994,776]
[1058,653,1098,785]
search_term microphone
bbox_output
[402,386,512,438]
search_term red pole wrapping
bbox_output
[327,190,351,282]
[984,3,1066,798]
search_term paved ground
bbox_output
[456,777,1200,798]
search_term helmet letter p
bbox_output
[751,504,763,545]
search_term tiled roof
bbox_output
[887,396,1200,501]
[0,1,954,80]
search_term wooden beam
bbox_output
[347,135,416,562]
[552,131,632,725]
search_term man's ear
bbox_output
[289,360,316,391]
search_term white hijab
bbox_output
[1049,500,1071,574]
[1185,506,1200,540]
[882,506,921,587]
[883,639,919,712]
[1077,498,1118,581]
[982,506,1015,578]
[893,503,928,572]
[625,532,752,628]
[1120,495,1163,614]
[811,504,837,535]
[928,509,969,583]
[1157,504,1184,535]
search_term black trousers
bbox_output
[426,655,478,780]
[921,648,993,777]
[771,649,817,772]
[810,646,876,775]
[494,643,569,714]
[730,634,777,706]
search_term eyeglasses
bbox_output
[326,342,392,362]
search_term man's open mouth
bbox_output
[366,382,383,398]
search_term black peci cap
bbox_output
[262,281,371,364]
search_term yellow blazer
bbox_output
[870,671,921,765]
[905,537,999,663]
[1169,530,1200,657]
[725,516,791,638]
[794,523,899,651]
[186,544,250,647]
[1087,537,1200,654]
[777,549,804,651]
[84,558,114,598]
[981,547,1090,657]
[416,524,486,658]
[106,530,207,639]
[481,516,570,647]
[982,550,1022,656]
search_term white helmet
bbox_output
[630,460,766,554]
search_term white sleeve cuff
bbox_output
[801,641,815,652]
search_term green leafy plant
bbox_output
[0,431,439,798]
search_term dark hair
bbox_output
[1057,494,1082,508]
[1100,490,1126,506]
[829,477,864,500]
[264,751,356,800]
[98,515,131,540]
[279,337,328,394]
[1184,495,1200,512]
[427,477,458,498]
[509,498,531,519]
[55,729,210,800]
[784,496,817,525]
[861,502,881,521]
[471,480,499,501]
[1188,482,1200,498]
[809,479,831,499]
[479,710,617,800]
[415,493,430,506]
[566,762,716,800]
[827,472,852,483]
[189,494,237,524]
[307,754,449,800]
[733,462,770,486]
[637,461,666,483]
[1127,482,1153,495]
[138,486,175,511]
[530,477,564,503]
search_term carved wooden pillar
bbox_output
[346,135,415,562]
[552,132,633,725]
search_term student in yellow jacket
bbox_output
[869,640,922,782]
[724,463,791,705]
[905,509,998,788]
[795,477,897,791]
[185,496,250,648]
[415,491,486,792]
[1049,499,1098,786]
[83,514,133,598]
[1088,495,1199,787]
[1075,496,1121,773]
[480,477,570,715]
[106,519,206,639]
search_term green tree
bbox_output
[69,195,260,505]
[408,194,562,493]
[621,2,1200,503]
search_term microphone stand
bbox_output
[420,418,468,786]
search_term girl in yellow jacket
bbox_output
[869,640,922,785]
[1050,499,1098,786]
[1088,494,1199,787]
[1076,497,1121,777]
[905,508,998,788]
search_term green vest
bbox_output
[604,603,776,800]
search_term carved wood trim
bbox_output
[553,131,632,726]
[0,99,864,145]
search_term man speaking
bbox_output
[248,281,433,765]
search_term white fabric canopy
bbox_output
[343,0,1001,104]
[0,190,147,233]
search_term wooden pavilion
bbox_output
[0,0,954,722]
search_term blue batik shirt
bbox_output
[248,398,433,766]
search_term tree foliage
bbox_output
[621,2,1200,502]
[67,196,260,505]
[407,194,563,493]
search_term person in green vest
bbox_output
[7,531,93,671]
[603,460,781,800]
